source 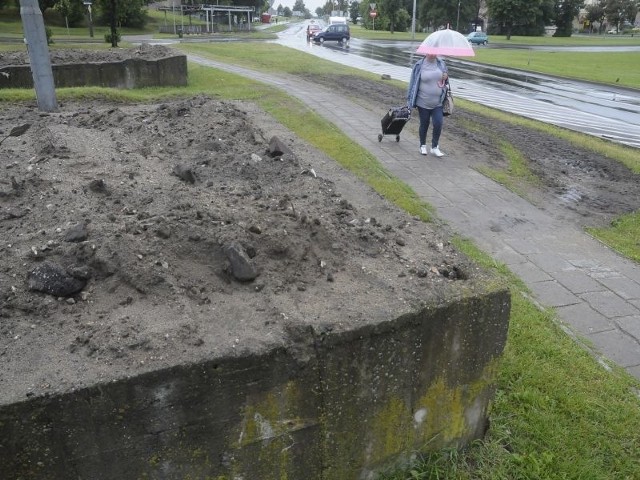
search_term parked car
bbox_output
[467,31,488,45]
[306,24,321,41]
[313,23,350,44]
[607,28,618,34]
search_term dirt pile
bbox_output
[0,92,478,405]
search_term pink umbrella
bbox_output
[416,28,475,57]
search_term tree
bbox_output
[585,0,606,32]
[277,3,284,15]
[553,0,584,37]
[283,6,292,17]
[349,0,360,23]
[605,0,638,30]
[38,0,57,14]
[419,0,457,30]
[380,0,405,33]
[486,0,549,38]
[54,0,86,27]
[416,0,479,32]
[455,0,484,32]
[321,0,333,15]
[292,0,306,14]
[96,0,146,29]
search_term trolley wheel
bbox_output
[396,135,400,142]
[378,134,383,142]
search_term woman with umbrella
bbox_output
[407,28,475,157]
[406,53,449,157]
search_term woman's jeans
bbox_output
[417,105,443,148]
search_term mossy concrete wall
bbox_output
[0,288,510,480]
[0,55,188,89]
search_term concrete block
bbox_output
[0,288,510,480]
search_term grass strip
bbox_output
[470,49,640,89]
[587,212,640,264]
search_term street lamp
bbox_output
[456,0,461,31]
[83,1,93,38]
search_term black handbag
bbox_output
[442,84,453,116]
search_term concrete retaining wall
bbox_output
[0,288,509,479]
[0,55,188,89]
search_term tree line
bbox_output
[0,0,149,29]
[2,0,637,37]
[278,0,638,38]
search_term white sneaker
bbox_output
[420,145,428,155]
[430,146,444,157]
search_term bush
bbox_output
[104,30,121,44]
[45,26,53,45]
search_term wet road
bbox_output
[274,24,640,149]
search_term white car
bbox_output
[607,28,618,34]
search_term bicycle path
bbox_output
[187,53,640,381]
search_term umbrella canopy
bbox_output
[416,28,475,57]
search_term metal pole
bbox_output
[370,3,375,31]
[456,0,461,31]
[87,4,94,37]
[411,0,416,39]
[19,0,57,112]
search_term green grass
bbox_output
[476,139,542,200]
[349,23,424,41]
[470,49,640,88]
[483,33,640,46]
[179,41,387,79]
[587,212,640,263]
[3,28,640,479]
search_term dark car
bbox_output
[313,23,350,44]
[467,31,488,45]
[306,24,321,41]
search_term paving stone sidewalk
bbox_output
[188,54,640,380]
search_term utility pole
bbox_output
[19,0,58,112]
[411,0,416,39]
